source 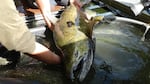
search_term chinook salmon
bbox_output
[53,3,103,81]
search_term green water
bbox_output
[82,21,150,84]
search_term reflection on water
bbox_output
[82,21,150,84]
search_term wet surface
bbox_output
[82,21,150,84]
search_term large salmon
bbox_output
[53,3,103,81]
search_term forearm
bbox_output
[35,0,54,30]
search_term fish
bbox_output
[53,3,104,81]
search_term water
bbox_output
[141,26,150,41]
[113,16,150,41]
[81,21,150,84]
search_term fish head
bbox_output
[53,4,79,47]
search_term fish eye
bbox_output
[67,21,75,27]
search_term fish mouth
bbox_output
[70,38,95,82]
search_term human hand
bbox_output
[70,0,82,8]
